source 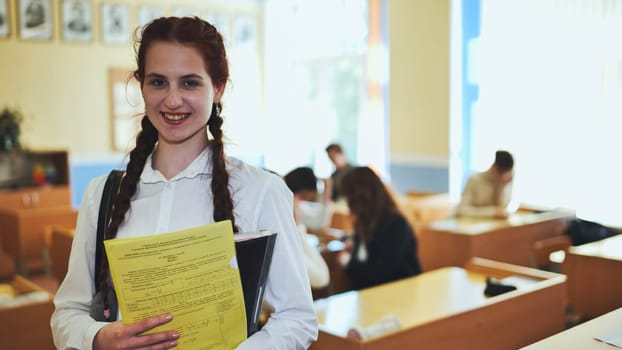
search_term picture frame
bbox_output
[101,2,130,44]
[137,5,164,29]
[61,0,92,42]
[18,0,53,40]
[0,0,10,38]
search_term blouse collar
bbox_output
[141,146,212,183]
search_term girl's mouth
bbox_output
[162,113,190,121]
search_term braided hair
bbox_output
[98,16,235,319]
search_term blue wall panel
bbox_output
[389,163,449,194]
[69,162,123,208]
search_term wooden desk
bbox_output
[419,210,574,271]
[0,206,77,275]
[563,234,622,320]
[521,307,622,349]
[0,275,55,349]
[0,185,71,211]
[311,258,567,350]
[330,200,353,232]
[400,192,454,233]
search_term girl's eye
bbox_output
[183,80,200,88]
[148,78,166,87]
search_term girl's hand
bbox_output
[94,313,179,350]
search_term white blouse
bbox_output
[51,148,318,349]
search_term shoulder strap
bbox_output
[94,170,124,292]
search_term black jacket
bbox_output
[346,212,422,290]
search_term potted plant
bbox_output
[0,107,23,152]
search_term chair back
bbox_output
[48,225,75,282]
[532,235,572,271]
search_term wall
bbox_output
[387,0,450,193]
[0,0,260,154]
[0,0,262,206]
[0,0,452,201]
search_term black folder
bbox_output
[234,231,278,336]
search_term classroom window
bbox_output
[260,0,388,178]
[455,0,622,225]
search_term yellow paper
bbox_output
[0,284,15,297]
[104,220,247,350]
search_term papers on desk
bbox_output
[0,283,50,308]
[595,330,622,348]
[347,314,402,340]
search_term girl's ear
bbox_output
[214,83,226,103]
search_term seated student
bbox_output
[283,167,331,290]
[457,150,515,219]
[284,167,334,233]
[338,166,422,290]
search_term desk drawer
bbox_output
[0,186,71,210]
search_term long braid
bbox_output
[207,102,237,232]
[98,116,158,317]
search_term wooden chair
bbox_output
[0,237,16,280]
[531,235,572,272]
[44,225,75,283]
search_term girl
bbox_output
[51,17,317,350]
[339,166,422,290]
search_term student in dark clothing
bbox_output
[339,166,422,290]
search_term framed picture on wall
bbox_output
[101,2,130,44]
[62,0,92,42]
[18,0,53,40]
[0,0,10,38]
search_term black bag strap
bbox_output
[94,170,123,292]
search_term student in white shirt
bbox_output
[51,17,317,350]
[284,167,333,231]
[457,150,515,219]
[283,167,331,289]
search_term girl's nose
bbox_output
[164,89,182,109]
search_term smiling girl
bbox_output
[51,17,317,350]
